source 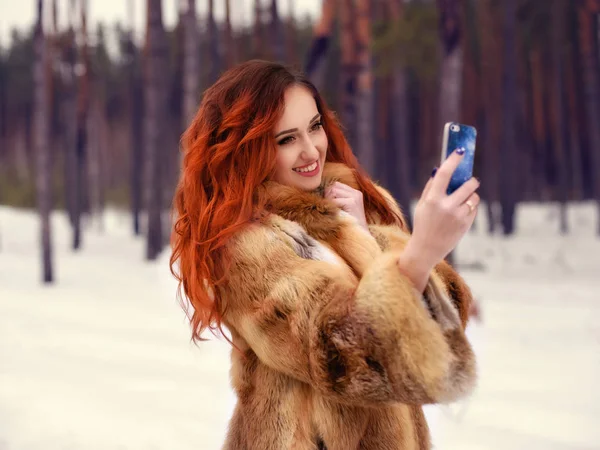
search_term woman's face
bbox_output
[271,85,328,191]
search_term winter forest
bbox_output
[1,0,600,281]
[1,1,600,449]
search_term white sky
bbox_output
[0,0,320,48]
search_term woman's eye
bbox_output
[310,121,323,132]
[278,136,294,146]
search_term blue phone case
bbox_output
[441,122,477,195]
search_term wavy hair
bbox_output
[170,60,403,343]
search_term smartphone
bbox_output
[440,122,477,195]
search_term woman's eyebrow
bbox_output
[309,113,321,123]
[274,114,321,138]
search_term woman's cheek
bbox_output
[317,133,328,155]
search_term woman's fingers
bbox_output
[449,177,480,207]
[430,149,465,197]
[326,182,370,230]
[326,182,361,200]
[462,192,480,217]
[329,182,358,195]
[422,176,435,199]
[411,152,479,267]
[330,197,353,211]
[324,185,352,207]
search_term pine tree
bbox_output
[33,0,54,282]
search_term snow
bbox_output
[1,202,599,450]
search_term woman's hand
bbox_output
[398,149,480,291]
[324,182,369,230]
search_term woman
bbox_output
[170,60,479,450]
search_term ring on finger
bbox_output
[466,199,476,213]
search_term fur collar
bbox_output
[254,162,385,277]
[315,162,362,194]
[254,162,362,241]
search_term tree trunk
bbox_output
[578,0,600,234]
[286,0,299,66]
[478,0,501,233]
[514,12,530,203]
[123,30,144,236]
[461,0,482,231]
[460,0,479,129]
[98,106,108,223]
[437,0,464,262]
[565,31,584,200]
[519,36,535,200]
[124,0,143,236]
[224,0,237,68]
[373,0,389,186]
[339,0,358,152]
[374,75,389,184]
[499,0,518,235]
[389,70,413,225]
[87,21,105,230]
[207,0,220,84]
[437,0,463,136]
[541,51,554,200]
[33,0,54,283]
[270,0,286,63]
[13,121,31,183]
[354,0,375,175]
[73,111,87,249]
[387,0,412,229]
[0,46,6,175]
[0,52,4,247]
[73,0,91,250]
[183,0,199,126]
[305,0,337,90]
[131,77,144,236]
[551,0,569,233]
[529,49,547,200]
[88,98,106,230]
[62,27,78,227]
[419,80,436,189]
[145,0,167,260]
[253,0,265,58]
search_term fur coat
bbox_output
[219,162,477,450]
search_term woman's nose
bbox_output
[301,136,320,159]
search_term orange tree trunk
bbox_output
[577,0,600,233]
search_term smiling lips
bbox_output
[293,160,319,177]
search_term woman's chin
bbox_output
[293,174,322,191]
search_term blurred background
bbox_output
[1,1,600,449]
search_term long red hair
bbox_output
[170,60,403,343]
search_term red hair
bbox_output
[170,60,403,343]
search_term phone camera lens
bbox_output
[450,124,460,132]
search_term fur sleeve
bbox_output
[221,222,477,407]
[369,185,473,330]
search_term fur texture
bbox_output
[220,163,477,449]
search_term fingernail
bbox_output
[456,147,465,155]
[431,167,438,177]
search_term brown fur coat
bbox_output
[219,163,477,450]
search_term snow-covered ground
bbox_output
[1,202,599,450]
